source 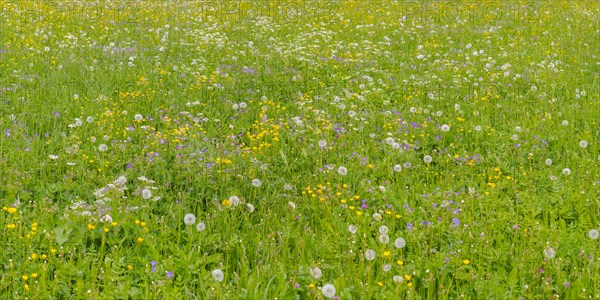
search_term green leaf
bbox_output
[55,226,72,246]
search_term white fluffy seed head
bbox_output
[212,269,224,282]
[183,213,196,225]
[364,249,376,261]
[321,284,336,298]
[424,155,432,163]
[196,222,206,232]
[393,164,402,172]
[395,237,406,249]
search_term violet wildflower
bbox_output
[452,218,460,227]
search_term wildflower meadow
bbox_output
[0,1,598,299]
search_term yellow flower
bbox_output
[356,211,363,216]
[103,227,109,233]
[222,199,232,206]
[22,275,28,281]
[128,265,134,270]
[24,284,29,290]
[7,207,17,214]
[31,253,37,259]
[404,275,411,281]
[7,224,16,229]
[111,222,118,227]
[135,219,140,225]
[407,282,413,287]
[140,222,146,227]
[31,273,38,278]
[377,281,384,286]
[383,251,391,257]
[137,237,144,243]
[87,223,96,230]
[41,254,47,259]
[463,259,470,265]
[397,260,403,266]
[308,283,315,288]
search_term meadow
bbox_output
[0,0,599,299]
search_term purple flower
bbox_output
[294,283,300,289]
[166,271,174,279]
[451,218,460,227]
[564,281,571,288]
[407,222,413,230]
[512,224,519,230]
[150,260,157,273]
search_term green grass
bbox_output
[0,0,599,299]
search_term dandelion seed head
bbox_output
[229,196,240,206]
[183,213,196,225]
[318,139,327,148]
[394,237,406,249]
[348,224,358,234]
[365,249,376,260]
[321,284,336,298]
[393,164,402,172]
[379,234,390,244]
[141,188,152,199]
[310,267,322,279]
[212,269,224,282]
